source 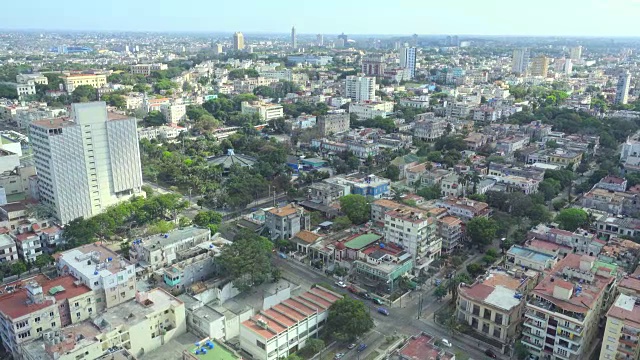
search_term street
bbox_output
[276,255,508,360]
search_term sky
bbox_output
[2,0,640,37]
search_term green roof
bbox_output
[592,260,618,275]
[189,340,240,360]
[345,233,382,250]
[48,286,65,295]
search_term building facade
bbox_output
[615,70,632,105]
[30,102,143,224]
[317,113,350,136]
[265,204,310,240]
[345,76,376,103]
[62,74,107,92]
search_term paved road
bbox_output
[275,255,506,360]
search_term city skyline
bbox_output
[3,0,640,37]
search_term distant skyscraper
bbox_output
[530,55,549,77]
[563,58,573,75]
[233,32,245,51]
[30,102,143,224]
[345,76,376,102]
[511,48,530,74]
[338,33,348,48]
[615,70,631,105]
[316,34,324,46]
[291,26,297,48]
[400,47,417,79]
[214,43,223,54]
[570,46,583,60]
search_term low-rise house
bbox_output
[528,224,603,256]
[595,175,628,192]
[129,226,211,271]
[162,236,231,290]
[354,242,413,293]
[488,163,545,181]
[292,230,323,255]
[457,269,537,354]
[580,188,632,215]
[435,197,491,222]
[594,215,640,241]
[0,234,18,262]
[413,119,446,142]
[265,204,310,240]
[393,332,456,360]
[506,244,558,272]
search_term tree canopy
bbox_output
[217,229,274,292]
[466,217,497,249]
[339,194,370,225]
[555,208,588,231]
[325,297,374,341]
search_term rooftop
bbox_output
[267,204,303,217]
[94,288,182,330]
[0,275,91,320]
[508,245,556,263]
[607,294,640,328]
[57,242,132,276]
[294,230,321,244]
[398,333,454,360]
[0,233,15,248]
[344,233,382,250]
[138,226,211,251]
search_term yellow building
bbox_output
[21,288,186,360]
[0,276,95,359]
[62,74,107,92]
[599,294,640,360]
[530,56,549,77]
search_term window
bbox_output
[76,312,81,318]
[256,340,266,350]
[74,302,79,307]
[34,316,41,323]
[51,322,55,327]
[88,308,92,313]
[49,312,54,317]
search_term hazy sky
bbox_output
[3,0,640,36]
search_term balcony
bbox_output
[523,319,545,331]
[520,337,543,350]
[553,350,578,360]
[525,308,547,321]
[619,338,638,348]
[618,344,636,356]
[622,326,640,337]
[556,341,580,354]
[558,322,584,336]
[557,331,581,345]
[522,328,544,340]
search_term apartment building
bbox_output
[361,54,386,76]
[30,102,143,224]
[599,294,640,360]
[241,101,284,121]
[0,81,36,98]
[522,254,617,360]
[530,56,549,77]
[400,47,417,79]
[129,226,211,271]
[621,138,640,173]
[506,245,558,272]
[14,231,42,262]
[61,74,107,92]
[528,224,603,256]
[56,243,136,310]
[371,199,403,226]
[138,124,187,141]
[348,101,393,119]
[240,286,341,360]
[130,63,168,76]
[383,206,442,271]
[345,76,376,102]
[435,197,491,222]
[457,269,537,353]
[0,234,18,262]
[413,118,446,142]
[265,204,310,240]
[160,103,187,125]
[317,113,350,136]
[488,163,545,181]
[437,216,463,253]
[0,277,94,358]
[16,73,48,85]
[354,242,413,292]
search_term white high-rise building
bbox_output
[615,70,631,105]
[317,34,324,46]
[30,102,143,224]
[291,26,297,48]
[400,47,417,79]
[345,75,376,102]
[511,48,530,74]
[570,45,582,60]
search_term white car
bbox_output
[441,339,452,347]
[334,353,345,359]
[335,281,347,288]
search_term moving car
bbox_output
[334,353,345,359]
[372,297,383,305]
[359,292,371,300]
[441,339,452,347]
[335,281,347,288]
[484,349,497,358]
[347,344,356,350]
[357,344,367,352]
[377,307,389,316]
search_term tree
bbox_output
[339,195,370,225]
[71,85,97,103]
[515,340,530,360]
[434,285,448,300]
[102,94,126,109]
[34,254,53,270]
[466,217,497,249]
[301,339,325,357]
[145,111,166,126]
[417,184,442,200]
[466,263,484,277]
[385,166,400,181]
[120,241,131,258]
[325,297,374,341]
[193,210,223,233]
[333,216,352,230]
[555,208,588,231]
[11,261,27,276]
[217,229,273,291]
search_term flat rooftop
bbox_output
[57,242,131,276]
[94,288,182,330]
[0,233,15,248]
[508,245,556,263]
[607,293,640,328]
[139,226,210,251]
[185,340,240,360]
[344,233,382,250]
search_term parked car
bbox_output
[347,344,356,350]
[372,298,383,305]
[377,307,389,316]
[484,349,497,358]
[334,353,345,359]
[335,281,347,288]
[441,339,452,347]
[357,344,367,352]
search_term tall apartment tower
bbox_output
[511,48,530,74]
[316,34,324,46]
[291,26,297,48]
[400,47,417,79]
[615,70,632,105]
[345,76,376,102]
[570,45,583,60]
[233,32,245,51]
[530,55,549,77]
[30,102,143,224]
